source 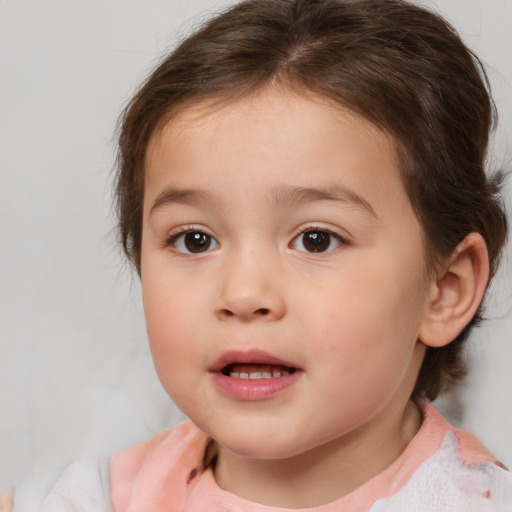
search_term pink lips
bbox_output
[209,349,302,401]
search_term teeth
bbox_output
[228,369,291,379]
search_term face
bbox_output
[141,89,432,462]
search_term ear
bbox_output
[419,233,490,348]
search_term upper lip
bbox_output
[209,349,300,373]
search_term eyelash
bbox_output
[164,226,346,255]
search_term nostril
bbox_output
[219,307,270,319]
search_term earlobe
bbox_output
[419,233,490,348]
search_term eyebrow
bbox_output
[149,187,216,215]
[267,185,377,217]
[149,184,376,218]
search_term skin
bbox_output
[0,490,13,512]
[140,88,438,507]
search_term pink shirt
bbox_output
[110,404,512,511]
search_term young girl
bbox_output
[3,0,511,510]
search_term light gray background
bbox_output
[1,0,511,491]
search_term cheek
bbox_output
[299,260,427,382]
[142,275,202,386]
[143,292,206,414]
[142,259,209,338]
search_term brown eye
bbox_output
[292,229,342,253]
[184,232,210,252]
[171,231,219,254]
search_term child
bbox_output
[3,0,511,510]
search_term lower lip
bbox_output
[211,371,302,401]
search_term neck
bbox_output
[214,399,422,508]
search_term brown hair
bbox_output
[115,0,508,400]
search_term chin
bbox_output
[214,426,317,461]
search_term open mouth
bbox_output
[221,363,297,379]
[211,350,301,399]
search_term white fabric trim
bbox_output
[369,431,512,511]
[13,459,113,512]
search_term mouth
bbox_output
[209,349,302,400]
[210,349,300,376]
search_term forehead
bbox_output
[144,88,411,219]
[148,89,393,155]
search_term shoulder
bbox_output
[110,420,210,512]
[111,420,207,474]
[5,421,207,512]
[374,404,512,511]
[386,431,512,511]
[7,458,113,512]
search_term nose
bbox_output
[214,249,286,322]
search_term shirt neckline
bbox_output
[186,402,453,511]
